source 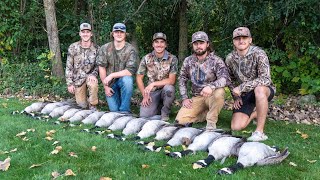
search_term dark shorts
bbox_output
[233,86,275,117]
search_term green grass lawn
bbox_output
[0,97,319,180]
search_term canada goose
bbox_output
[58,108,81,121]
[218,142,289,175]
[145,127,202,152]
[192,135,245,169]
[49,105,73,118]
[122,118,148,136]
[41,101,70,114]
[154,125,180,141]
[108,116,136,131]
[136,120,170,139]
[68,110,95,123]
[22,102,49,114]
[82,111,106,125]
[95,112,127,128]
[168,130,222,158]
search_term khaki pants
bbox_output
[75,77,98,109]
[175,88,225,128]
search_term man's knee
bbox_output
[254,86,269,99]
[163,85,175,98]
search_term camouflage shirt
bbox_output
[96,42,138,76]
[65,41,99,87]
[225,45,276,97]
[137,50,178,91]
[179,52,230,100]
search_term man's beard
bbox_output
[194,49,207,56]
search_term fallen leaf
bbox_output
[296,130,302,134]
[91,146,97,152]
[68,152,78,158]
[0,151,9,155]
[0,157,11,171]
[29,164,42,169]
[65,169,76,176]
[45,137,54,141]
[50,146,62,155]
[141,164,150,169]
[22,137,29,141]
[51,171,60,179]
[16,131,27,137]
[241,130,252,134]
[301,133,309,139]
[100,177,112,180]
[192,163,203,169]
[46,130,56,136]
[289,162,297,167]
[307,159,317,163]
[2,103,8,108]
[27,129,36,132]
[182,145,187,151]
[52,141,59,146]
[9,148,17,153]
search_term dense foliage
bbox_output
[0,0,319,97]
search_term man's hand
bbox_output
[68,85,75,94]
[104,86,114,97]
[232,87,241,97]
[200,86,213,97]
[233,96,243,110]
[182,99,193,109]
[144,83,155,97]
[141,94,152,107]
[103,74,113,86]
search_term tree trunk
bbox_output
[43,0,64,78]
[178,0,188,62]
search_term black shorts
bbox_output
[233,86,275,117]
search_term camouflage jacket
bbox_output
[225,45,276,98]
[137,50,178,91]
[96,42,138,76]
[179,52,230,100]
[65,41,99,87]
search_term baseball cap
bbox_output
[80,23,91,31]
[191,31,209,43]
[152,32,167,41]
[233,27,251,39]
[112,23,126,32]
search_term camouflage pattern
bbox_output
[137,50,178,91]
[178,52,230,100]
[233,27,251,39]
[96,42,138,75]
[225,45,276,96]
[66,41,99,87]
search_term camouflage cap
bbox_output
[233,27,251,39]
[153,32,167,41]
[191,31,209,43]
[80,23,91,31]
[113,23,126,32]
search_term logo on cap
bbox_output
[153,32,167,41]
[113,23,126,32]
[191,31,209,43]
[80,23,91,31]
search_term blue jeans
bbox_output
[106,76,133,112]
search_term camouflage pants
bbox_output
[175,88,225,128]
[139,85,175,118]
[75,77,98,109]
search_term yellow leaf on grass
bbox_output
[2,103,8,108]
[241,130,252,134]
[0,151,9,155]
[52,141,59,146]
[9,148,17,153]
[68,152,78,158]
[91,146,97,152]
[27,129,35,132]
[307,159,317,163]
[65,169,76,176]
[100,177,112,180]
[29,164,42,169]
[50,146,62,155]
[46,130,56,136]
[45,137,54,141]
[301,133,309,139]
[51,171,60,179]
[182,145,188,151]
[16,131,27,137]
[22,137,29,141]
[0,157,11,171]
[141,164,150,169]
[289,162,297,167]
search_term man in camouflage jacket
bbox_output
[96,23,138,113]
[175,31,230,130]
[136,32,178,121]
[226,27,275,141]
[65,23,99,109]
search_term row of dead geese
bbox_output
[19,101,290,175]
